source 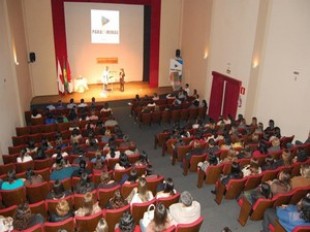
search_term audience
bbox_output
[126,177,154,204]
[49,199,74,222]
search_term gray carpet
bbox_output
[110,100,262,232]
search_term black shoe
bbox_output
[211,190,216,194]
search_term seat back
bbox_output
[97,184,121,208]
[75,210,103,232]
[34,158,53,170]
[114,167,132,182]
[0,204,17,217]
[131,198,156,225]
[243,174,263,191]
[0,186,26,207]
[175,216,204,232]
[46,195,74,215]
[74,190,97,209]
[22,224,44,232]
[44,217,75,232]
[105,204,131,232]
[225,178,247,200]
[16,160,34,173]
[146,175,164,196]
[156,192,181,209]
[29,200,48,220]
[205,164,223,184]
[189,154,207,172]
[273,192,292,207]
[289,186,310,204]
[26,181,50,203]
[261,169,279,182]
[251,198,275,220]
[121,182,138,199]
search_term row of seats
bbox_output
[136,107,207,127]
[0,174,165,206]
[1,199,203,232]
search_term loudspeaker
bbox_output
[29,52,36,63]
[175,49,181,58]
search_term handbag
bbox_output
[139,204,155,232]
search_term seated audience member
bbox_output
[271,149,292,169]
[106,190,128,209]
[242,182,273,205]
[73,172,95,194]
[74,192,101,216]
[291,164,310,189]
[144,203,176,232]
[46,180,72,199]
[0,215,13,232]
[222,227,232,232]
[78,98,88,108]
[95,218,109,232]
[67,108,78,122]
[71,159,91,177]
[17,148,33,163]
[169,191,201,224]
[267,136,281,153]
[97,171,118,189]
[116,211,137,232]
[114,152,131,170]
[26,139,38,155]
[45,112,57,125]
[211,162,243,195]
[1,169,24,190]
[49,199,74,222]
[13,203,45,230]
[267,170,291,196]
[100,102,112,114]
[126,177,154,204]
[121,168,139,185]
[261,155,276,171]
[91,151,106,171]
[40,137,53,151]
[106,147,121,160]
[24,169,44,186]
[67,98,77,109]
[50,156,79,181]
[197,153,219,172]
[293,147,308,163]
[156,177,176,199]
[70,128,82,144]
[33,147,48,160]
[101,129,112,143]
[242,158,262,177]
[31,109,42,119]
[261,194,310,232]
[52,147,69,160]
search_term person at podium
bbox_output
[119,68,125,92]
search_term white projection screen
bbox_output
[64,2,143,84]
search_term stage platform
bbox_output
[31,81,173,106]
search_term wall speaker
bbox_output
[175,49,181,58]
[29,52,36,63]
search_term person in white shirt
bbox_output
[169,191,201,224]
[17,149,33,163]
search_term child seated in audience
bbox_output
[24,168,44,186]
[156,177,176,199]
[13,203,45,230]
[1,169,25,190]
[95,218,109,232]
[17,148,33,163]
[105,190,128,209]
[46,180,72,200]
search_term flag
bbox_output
[57,59,65,94]
[66,58,73,93]
[63,59,68,93]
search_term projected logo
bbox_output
[91,9,119,44]
[101,16,110,27]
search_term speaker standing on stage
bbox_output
[102,66,110,91]
[119,68,125,92]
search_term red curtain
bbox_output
[51,0,160,88]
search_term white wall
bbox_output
[158,0,183,87]
[254,0,310,141]
[64,2,143,84]
[0,0,28,155]
[23,0,57,96]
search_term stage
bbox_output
[31,81,173,106]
